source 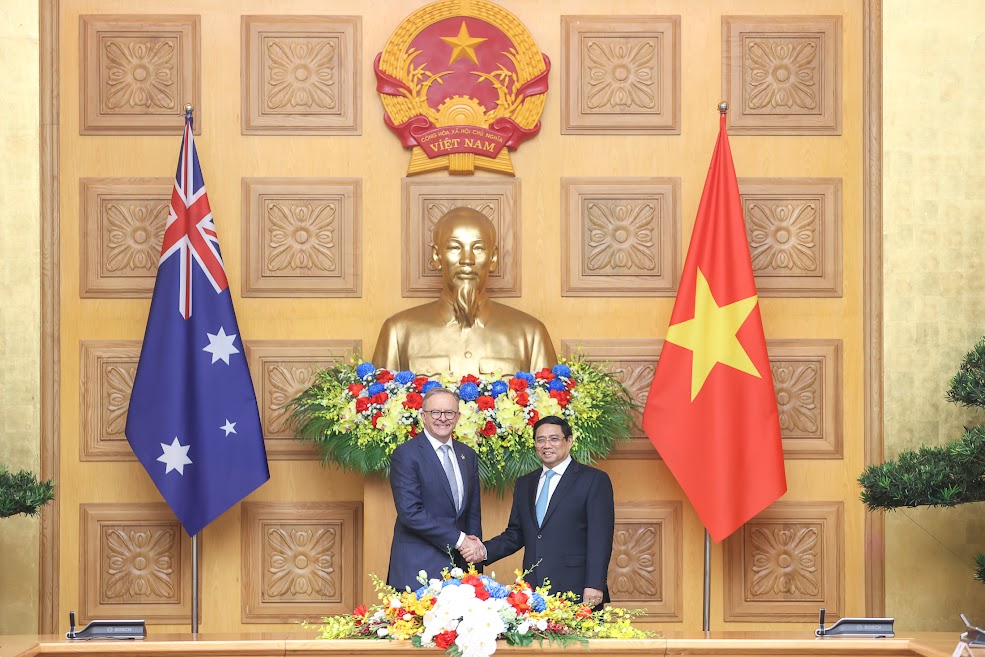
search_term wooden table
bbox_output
[1,632,979,657]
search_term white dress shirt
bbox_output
[535,455,572,509]
[425,431,465,548]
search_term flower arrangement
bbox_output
[308,565,652,657]
[290,358,635,491]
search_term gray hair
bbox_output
[421,387,460,408]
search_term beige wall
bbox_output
[884,1,985,631]
[0,1,41,636]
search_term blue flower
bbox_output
[356,362,376,379]
[367,382,385,396]
[415,585,429,600]
[530,592,547,612]
[421,381,442,394]
[459,382,480,402]
[548,379,567,392]
[515,371,535,385]
[442,578,461,588]
[552,364,572,378]
[487,583,510,599]
[394,370,415,385]
[490,380,509,398]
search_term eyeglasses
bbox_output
[425,410,460,420]
[534,436,567,446]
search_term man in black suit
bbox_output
[387,388,483,590]
[468,415,615,608]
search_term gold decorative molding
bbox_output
[561,15,680,134]
[609,501,682,620]
[80,178,170,298]
[242,178,361,297]
[561,178,680,297]
[739,178,842,297]
[80,15,201,135]
[80,341,141,461]
[241,501,362,623]
[562,338,842,459]
[724,501,844,622]
[244,340,360,459]
[80,503,195,624]
[401,178,521,297]
[723,16,842,135]
[242,15,361,135]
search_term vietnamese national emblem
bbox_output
[375,0,549,176]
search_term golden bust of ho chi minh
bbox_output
[372,207,557,376]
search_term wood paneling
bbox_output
[242,178,362,297]
[242,16,361,135]
[401,178,521,297]
[244,340,360,459]
[561,178,680,297]
[560,16,680,134]
[80,503,194,624]
[241,501,362,623]
[609,501,682,620]
[724,501,843,622]
[79,15,201,135]
[79,341,140,461]
[723,16,842,135]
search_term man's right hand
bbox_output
[459,535,486,563]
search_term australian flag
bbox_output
[126,115,269,537]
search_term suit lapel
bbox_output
[418,435,456,509]
[527,471,539,524]
[455,445,468,518]
[540,459,581,528]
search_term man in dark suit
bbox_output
[387,388,483,590]
[469,415,615,608]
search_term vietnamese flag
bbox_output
[642,112,786,543]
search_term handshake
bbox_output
[458,534,486,563]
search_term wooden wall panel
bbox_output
[241,501,362,623]
[79,341,140,461]
[242,16,361,135]
[79,15,201,135]
[609,501,682,620]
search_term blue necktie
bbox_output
[439,444,460,511]
[536,469,556,526]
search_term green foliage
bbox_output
[0,465,56,519]
[859,336,985,583]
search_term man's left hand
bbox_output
[583,587,603,608]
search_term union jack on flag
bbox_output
[126,114,269,537]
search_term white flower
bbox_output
[536,618,548,631]
[451,567,464,578]
[402,613,412,621]
[371,610,386,622]
[377,627,389,637]
[517,621,530,635]
[389,597,402,609]
[429,578,443,592]
[418,569,428,580]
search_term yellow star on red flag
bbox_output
[440,21,487,65]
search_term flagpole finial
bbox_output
[718,102,728,114]
[184,104,194,123]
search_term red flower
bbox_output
[355,397,371,413]
[409,425,419,437]
[462,574,482,587]
[550,389,571,407]
[376,370,395,383]
[403,392,423,409]
[371,391,389,405]
[506,591,530,614]
[347,383,365,397]
[412,376,430,392]
[435,630,457,650]
[480,420,497,437]
[476,395,495,411]
[527,410,539,426]
[576,606,593,619]
[460,374,480,385]
[567,378,577,389]
[514,391,530,407]
[508,377,528,392]
[474,586,490,601]
[371,412,382,428]
[353,604,367,617]
[535,368,555,381]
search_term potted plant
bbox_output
[0,465,55,518]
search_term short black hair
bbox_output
[533,415,572,439]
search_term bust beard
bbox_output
[452,279,481,328]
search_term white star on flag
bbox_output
[157,437,193,475]
[221,419,237,436]
[203,327,239,364]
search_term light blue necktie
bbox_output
[536,469,556,526]
[439,444,460,511]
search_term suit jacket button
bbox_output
[537,534,542,539]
